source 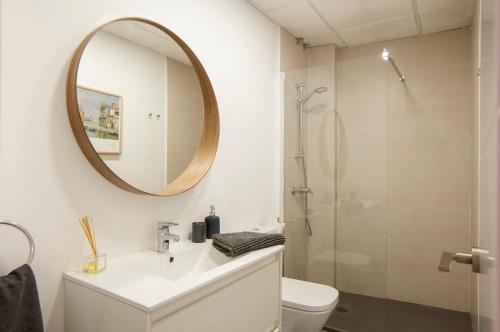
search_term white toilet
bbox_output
[281,277,339,332]
[250,225,340,332]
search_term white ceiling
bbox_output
[247,0,474,47]
[102,21,191,65]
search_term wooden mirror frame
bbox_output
[67,17,219,196]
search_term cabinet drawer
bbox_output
[152,259,280,332]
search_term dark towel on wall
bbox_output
[0,264,44,332]
[212,232,285,257]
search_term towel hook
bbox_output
[0,220,35,265]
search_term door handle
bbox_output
[439,248,492,273]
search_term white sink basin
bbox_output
[113,242,233,281]
[64,240,284,311]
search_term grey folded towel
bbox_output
[212,232,285,257]
[0,264,44,332]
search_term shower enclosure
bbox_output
[281,27,473,331]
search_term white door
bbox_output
[475,0,498,330]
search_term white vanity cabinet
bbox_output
[64,244,283,332]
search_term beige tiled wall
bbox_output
[306,45,336,286]
[281,28,307,73]
[337,39,389,298]
[337,29,473,312]
[281,28,309,281]
[281,28,337,286]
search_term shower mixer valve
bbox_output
[291,187,313,195]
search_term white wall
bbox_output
[0,1,280,331]
[78,31,168,191]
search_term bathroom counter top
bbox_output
[64,241,284,312]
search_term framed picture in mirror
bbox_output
[77,86,123,154]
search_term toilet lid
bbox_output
[282,277,339,312]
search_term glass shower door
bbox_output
[333,28,475,332]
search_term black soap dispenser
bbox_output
[205,205,220,239]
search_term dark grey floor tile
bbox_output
[325,292,472,332]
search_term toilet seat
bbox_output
[282,277,339,312]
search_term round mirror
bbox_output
[67,18,219,196]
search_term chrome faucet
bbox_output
[157,222,180,253]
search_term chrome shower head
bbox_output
[314,87,328,94]
[381,48,405,82]
[381,48,391,61]
[302,86,328,104]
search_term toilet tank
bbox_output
[249,225,277,233]
[249,220,285,235]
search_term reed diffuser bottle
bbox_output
[79,216,106,273]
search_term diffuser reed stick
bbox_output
[79,216,97,257]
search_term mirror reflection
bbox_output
[76,20,204,192]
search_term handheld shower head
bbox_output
[314,87,328,94]
[302,86,328,104]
